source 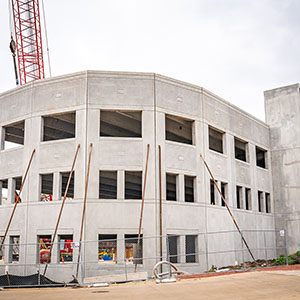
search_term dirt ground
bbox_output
[1,270,300,300]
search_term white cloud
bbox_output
[0,0,299,121]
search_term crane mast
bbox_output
[10,0,45,85]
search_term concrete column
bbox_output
[8,178,15,204]
[53,172,60,201]
[179,235,185,263]
[242,187,246,210]
[118,171,124,200]
[0,127,4,151]
[178,174,184,202]
[0,181,2,205]
[117,233,125,264]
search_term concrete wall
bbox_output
[0,71,276,281]
[265,83,300,254]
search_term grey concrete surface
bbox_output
[0,71,293,282]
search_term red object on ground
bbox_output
[11,0,45,85]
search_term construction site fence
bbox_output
[0,229,288,287]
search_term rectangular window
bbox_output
[166,173,177,201]
[43,112,76,142]
[209,126,224,154]
[58,235,73,263]
[221,182,227,207]
[125,234,143,264]
[168,235,179,263]
[0,236,5,262]
[266,193,271,213]
[98,234,117,263]
[210,180,215,205]
[40,174,53,201]
[258,191,263,212]
[165,114,194,145]
[256,147,267,169]
[38,235,51,264]
[235,138,248,162]
[61,172,74,199]
[100,110,142,137]
[0,179,8,205]
[186,235,197,263]
[184,175,195,202]
[2,120,25,150]
[99,171,117,199]
[9,236,20,263]
[236,186,243,209]
[13,177,22,203]
[245,188,251,210]
[125,171,142,199]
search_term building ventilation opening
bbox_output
[166,173,177,201]
[125,171,142,199]
[41,174,53,201]
[98,234,117,263]
[209,126,224,153]
[61,172,74,200]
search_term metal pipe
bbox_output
[0,149,36,253]
[43,144,80,276]
[76,143,93,279]
[200,153,256,262]
[134,144,150,272]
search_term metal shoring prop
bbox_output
[43,144,80,276]
[134,144,150,272]
[76,143,93,279]
[0,149,36,253]
[200,153,256,263]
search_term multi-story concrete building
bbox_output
[0,71,297,281]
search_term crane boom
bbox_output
[10,0,45,85]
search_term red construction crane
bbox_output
[9,0,46,85]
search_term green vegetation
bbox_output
[272,251,300,266]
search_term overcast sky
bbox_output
[0,0,299,121]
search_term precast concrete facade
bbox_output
[0,70,292,281]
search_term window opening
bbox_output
[125,234,143,264]
[209,126,224,154]
[245,188,251,210]
[0,179,8,205]
[258,191,263,212]
[14,177,22,203]
[3,120,25,150]
[61,172,74,199]
[236,186,242,209]
[38,235,51,264]
[0,236,5,262]
[168,235,179,263]
[235,138,248,162]
[98,234,117,263]
[165,114,193,145]
[40,174,53,201]
[58,235,73,263]
[221,182,227,207]
[43,112,75,141]
[9,236,20,263]
[186,235,197,263]
[100,110,142,137]
[266,193,271,213]
[125,171,142,199]
[184,175,195,202]
[99,171,117,199]
[210,180,215,205]
[166,173,177,201]
[256,147,267,169]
